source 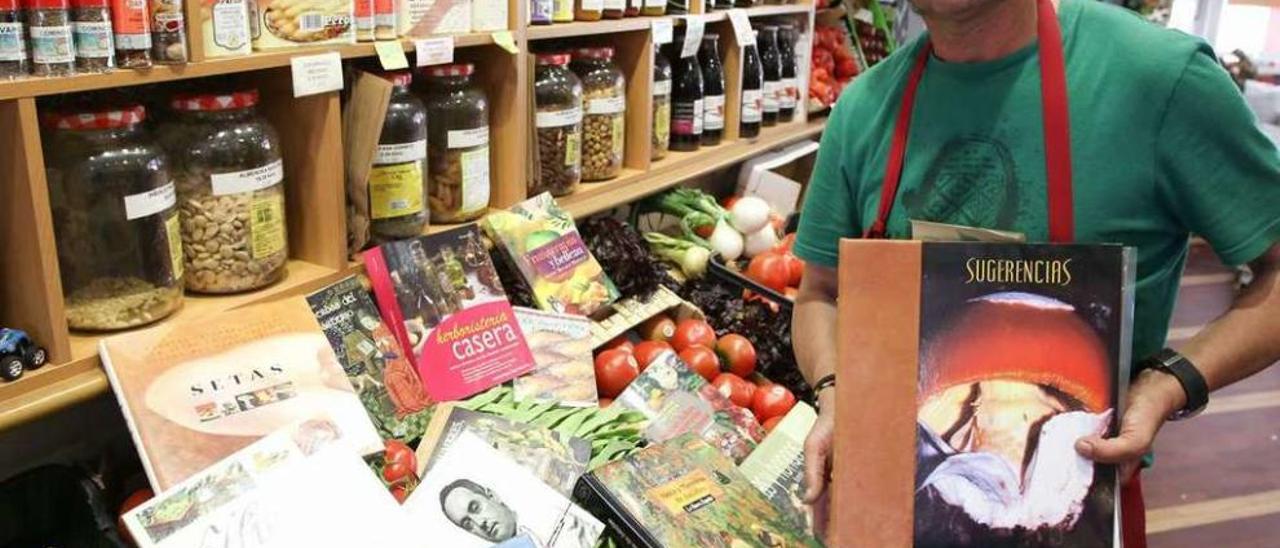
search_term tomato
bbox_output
[746,253,790,293]
[721,195,740,210]
[390,483,410,504]
[671,319,716,352]
[633,340,673,371]
[382,459,416,485]
[637,315,676,342]
[601,336,634,354]
[595,349,640,398]
[763,415,783,433]
[782,253,804,287]
[779,233,796,253]
[752,384,797,422]
[712,373,756,408]
[715,334,757,378]
[679,346,721,382]
[385,439,416,476]
[598,397,614,408]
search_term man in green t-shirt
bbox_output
[792,0,1280,543]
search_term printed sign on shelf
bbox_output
[291,52,344,97]
[414,36,454,66]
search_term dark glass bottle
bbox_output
[698,33,725,147]
[759,25,781,127]
[740,43,763,139]
[668,38,703,152]
[778,23,799,122]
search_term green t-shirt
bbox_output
[794,0,1280,363]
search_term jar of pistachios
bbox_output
[571,47,625,182]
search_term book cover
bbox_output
[513,307,598,407]
[365,224,537,401]
[98,297,383,492]
[614,350,764,464]
[415,403,591,497]
[482,192,620,317]
[738,403,818,534]
[574,433,824,548]
[307,276,434,442]
[832,241,1134,547]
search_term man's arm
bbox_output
[794,263,840,502]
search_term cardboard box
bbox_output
[735,139,818,217]
[251,0,356,49]
[397,0,470,37]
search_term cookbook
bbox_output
[512,307,598,407]
[738,402,817,533]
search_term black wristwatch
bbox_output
[1140,348,1209,421]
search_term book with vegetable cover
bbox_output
[365,224,536,401]
[738,403,818,534]
[512,307,598,407]
[574,433,824,548]
[832,241,1134,547]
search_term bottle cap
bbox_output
[377,71,413,87]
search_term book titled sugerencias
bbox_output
[832,241,1134,548]
[365,224,536,401]
[574,433,824,548]
[99,297,383,492]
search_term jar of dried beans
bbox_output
[651,45,671,161]
[370,71,429,241]
[571,47,625,182]
[418,63,490,223]
[533,52,583,197]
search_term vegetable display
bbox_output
[810,23,860,112]
[580,217,674,300]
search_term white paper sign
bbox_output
[727,9,755,46]
[290,52,344,97]
[414,36,454,66]
[652,18,673,45]
[680,16,704,59]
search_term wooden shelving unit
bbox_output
[0,2,823,432]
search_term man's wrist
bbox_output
[1137,368,1188,416]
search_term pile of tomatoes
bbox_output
[379,439,418,503]
[745,233,804,300]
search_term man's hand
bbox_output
[1074,369,1186,480]
[803,390,836,503]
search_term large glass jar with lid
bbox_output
[571,47,625,182]
[532,52,584,197]
[370,71,429,241]
[418,63,490,223]
[699,33,725,147]
[574,0,602,20]
[160,89,289,294]
[44,105,184,330]
[651,45,672,160]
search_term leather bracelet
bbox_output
[813,374,836,395]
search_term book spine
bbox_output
[572,474,662,548]
[364,246,417,373]
[98,340,165,492]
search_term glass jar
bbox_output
[698,33,725,147]
[531,0,552,24]
[571,47,625,182]
[640,0,663,16]
[668,37,703,152]
[44,106,184,330]
[778,23,799,121]
[625,0,638,17]
[533,53,584,197]
[419,63,490,223]
[651,46,671,161]
[370,71,430,241]
[574,0,602,20]
[740,42,763,139]
[0,0,26,79]
[759,25,781,127]
[111,0,153,68]
[161,89,289,294]
[602,0,624,19]
[552,0,573,21]
[71,0,114,73]
[29,0,75,77]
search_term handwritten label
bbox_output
[680,16,704,59]
[414,36,454,66]
[492,30,518,54]
[290,52,344,97]
[651,19,673,45]
[374,40,409,70]
[727,10,754,46]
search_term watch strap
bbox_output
[813,374,836,394]
[1148,348,1209,420]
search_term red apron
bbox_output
[864,0,1146,544]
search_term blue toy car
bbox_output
[1,328,47,382]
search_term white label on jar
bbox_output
[644,0,662,7]
[210,159,286,196]
[374,139,427,164]
[30,25,74,64]
[213,0,251,51]
[461,146,490,212]
[115,32,152,50]
[780,78,798,109]
[72,22,114,59]
[692,98,704,135]
[124,183,177,220]
[448,127,490,149]
[741,88,762,123]
[580,0,603,9]
[604,0,624,10]
[586,96,626,115]
[0,23,23,62]
[536,107,582,128]
[763,80,780,113]
[704,94,725,130]
[652,80,671,97]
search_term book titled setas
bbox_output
[833,241,1134,548]
[365,224,536,402]
[575,433,823,548]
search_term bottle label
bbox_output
[212,0,251,51]
[0,22,24,62]
[692,98,704,134]
[586,96,626,115]
[30,25,74,64]
[611,115,624,156]
[123,183,177,220]
[73,21,114,59]
[565,128,580,166]
[535,106,583,128]
[460,146,491,213]
[780,78,798,109]
[763,80,780,113]
[448,126,490,149]
[250,193,286,259]
[210,159,286,196]
[671,100,699,136]
[112,0,153,47]
[652,79,671,97]
[704,94,725,131]
[654,100,670,146]
[369,162,425,219]
[741,88,762,123]
[375,139,427,164]
[604,0,624,10]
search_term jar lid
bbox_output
[425,63,475,77]
[702,33,719,41]
[378,71,413,87]
[25,0,69,9]
[573,47,614,60]
[70,0,108,8]
[0,0,17,9]
[44,105,146,130]
[536,53,570,66]
[171,90,260,111]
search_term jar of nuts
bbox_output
[570,47,625,182]
[43,106,185,331]
[160,90,289,294]
[418,63,490,223]
[652,45,671,161]
[533,52,583,197]
[370,71,429,242]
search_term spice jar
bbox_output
[149,0,188,62]
[651,45,671,161]
[29,0,76,77]
[199,0,251,58]
[759,25,781,127]
[574,0,601,20]
[112,0,153,68]
[419,63,490,223]
[72,0,115,73]
[699,33,725,147]
[533,53,583,197]
[602,0,623,19]
[668,37,703,152]
[552,0,571,22]
[530,0,552,24]
[740,42,763,139]
[571,47,625,182]
[161,90,289,293]
[0,0,29,79]
[640,0,662,16]
[44,106,184,331]
[778,23,798,121]
[371,71,429,241]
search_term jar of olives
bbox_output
[419,63,490,223]
[370,71,429,241]
[571,47,625,182]
[533,52,584,197]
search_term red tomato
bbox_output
[716,334,757,378]
[763,415,783,433]
[782,253,804,287]
[695,223,715,239]
[752,384,797,422]
[712,373,756,408]
[385,439,416,475]
[390,483,410,504]
[721,195,741,209]
[118,487,154,544]
[671,319,716,352]
[598,397,614,408]
[633,340,673,371]
[679,346,721,382]
[595,349,640,398]
[746,253,790,293]
[779,233,796,253]
[382,459,415,485]
[601,336,634,354]
[637,316,676,342]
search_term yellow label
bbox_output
[250,194,286,259]
[655,102,671,145]
[646,470,723,517]
[374,40,410,70]
[565,129,580,167]
[165,214,184,279]
[611,115,625,156]
[369,163,425,219]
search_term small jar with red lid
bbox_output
[570,47,625,182]
[43,105,185,331]
[533,52,583,197]
[416,62,490,223]
[28,0,76,77]
[0,0,28,79]
[369,70,429,242]
[71,0,115,73]
[159,89,290,294]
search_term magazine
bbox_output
[738,402,817,533]
[513,307,597,407]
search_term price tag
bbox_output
[727,9,755,46]
[652,18,673,45]
[680,16,704,59]
[492,31,519,54]
[290,52,344,97]
[374,40,410,70]
[414,37,454,66]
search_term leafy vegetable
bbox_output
[579,216,674,300]
[643,189,731,246]
[644,232,710,278]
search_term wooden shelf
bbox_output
[526,4,813,40]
